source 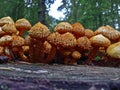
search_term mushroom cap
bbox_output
[0,35,12,46]
[54,22,73,34]
[22,46,29,53]
[12,35,25,47]
[95,25,120,41]
[106,42,120,59]
[71,51,81,59]
[29,22,51,39]
[60,32,77,48]
[72,22,85,38]
[0,27,5,37]
[2,23,17,35]
[47,32,62,46]
[85,29,94,38]
[77,36,92,51]
[0,16,14,26]
[15,18,31,30]
[90,34,111,47]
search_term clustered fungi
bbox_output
[0,16,120,66]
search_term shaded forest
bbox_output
[0,0,120,31]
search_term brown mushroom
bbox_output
[58,32,77,64]
[0,16,14,26]
[12,35,28,62]
[72,22,85,38]
[54,22,73,34]
[86,34,111,64]
[28,22,51,63]
[0,35,13,59]
[15,18,31,36]
[2,23,18,35]
[0,27,5,37]
[0,46,4,56]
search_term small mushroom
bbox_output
[15,18,31,36]
[86,34,111,64]
[0,16,14,26]
[12,35,28,62]
[54,22,73,34]
[0,35,13,59]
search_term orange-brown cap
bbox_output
[0,16,14,26]
[47,32,61,46]
[77,36,92,51]
[29,22,50,39]
[71,51,81,59]
[54,22,72,34]
[60,32,77,48]
[85,29,94,38]
[15,18,31,30]
[106,42,120,59]
[90,34,111,47]
[2,23,17,35]
[12,35,25,47]
[72,22,85,38]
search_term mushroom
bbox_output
[2,23,18,35]
[28,22,51,63]
[0,16,14,26]
[95,25,120,43]
[70,50,81,64]
[54,22,73,34]
[15,18,31,36]
[72,22,85,38]
[86,34,111,64]
[58,32,77,64]
[12,35,28,62]
[106,42,120,66]
[0,46,4,56]
[85,29,94,38]
[0,35,13,59]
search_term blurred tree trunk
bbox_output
[38,0,46,25]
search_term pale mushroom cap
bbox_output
[0,35,12,46]
[106,42,120,59]
[72,22,85,37]
[60,32,77,48]
[12,35,25,47]
[0,27,5,37]
[77,36,92,51]
[90,34,111,47]
[54,22,73,33]
[2,23,17,35]
[47,32,62,46]
[0,16,14,26]
[15,18,31,30]
[85,29,94,38]
[72,51,81,59]
[29,22,50,39]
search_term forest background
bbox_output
[0,0,120,35]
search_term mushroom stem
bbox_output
[18,47,28,62]
[86,47,98,64]
[19,29,24,36]
[4,46,11,59]
[42,47,56,63]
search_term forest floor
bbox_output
[0,62,120,90]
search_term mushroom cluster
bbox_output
[0,16,31,61]
[0,16,120,66]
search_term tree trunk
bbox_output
[38,0,46,25]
